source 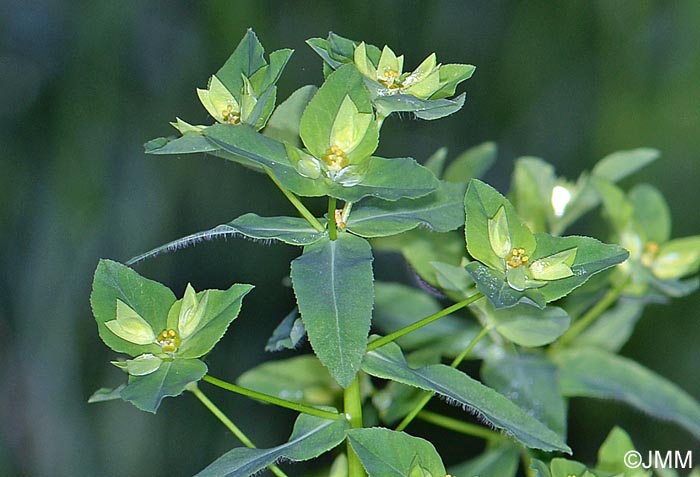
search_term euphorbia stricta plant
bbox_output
[90,30,700,477]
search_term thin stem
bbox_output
[189,384,289,477]
[340,201,353,224]
[367,293,484,351]
[328,197,338,240]
[203,375,341,421]
[417,410,503,442]
[556,277,629,347]
[395,325,490,432]
[264,167,324,232]
[344,376,366,477]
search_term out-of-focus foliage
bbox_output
[2,1,699,476]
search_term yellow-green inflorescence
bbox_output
[105,283,209,375]
[488,205,577,291]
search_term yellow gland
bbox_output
[221,104,241,125]
[506,247,529,268]
[379,68,402,89]
[334,209,346,230]
[322,145,349,172]
[157,329,181,353]
[641,241,660,267]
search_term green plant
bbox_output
[89,30,700,477]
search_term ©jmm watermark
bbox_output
[624,450,693,470]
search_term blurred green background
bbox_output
[1,1,699,475]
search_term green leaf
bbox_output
[574,298,645,352]
[465,262,546,309]
[291,234,374,388]
[482,352,567,437]
[215,29,267,95]
[556,347,700,438]
[300,64,378,162]
[237,355,341,406]
[448,443,520,477]
[431,261,475,296]
[530,458,552,477]
[144,134,218,155]
[263,85,318,147]
[88,385,126,403]
[347,428,446,477]
[483,302,571,347]
[362,342,571,452]
[195,414,349,477]
[326,156,438,202]
[120,358,207,413]
[372,382,427,425]
[373,282,464,350]
[373,93,466,120]
[346,181,466,237]
[465,179,536,271]
[222,213,327,246]
[423,147,447,177]
[629,184,671,245]
[511,157,557,233]
[167,283,253,359]
[91,259,175,356]
[265,308,306,351]
[592,148,660,183]
[596,427,651,477]
[204,123,327,197]
[532,234,629,302]
[549,459,589,477]
[443,142,497,183]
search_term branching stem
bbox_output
[264,167,324,232]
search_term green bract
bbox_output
[91,259,253,412]
[465,179,629,308]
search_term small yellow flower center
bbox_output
[379,68,402,89]
[222,104,241,125]
[506,248,529,268]
[157,329,181,353]
[322,145,349,172]
[641,241,659,267]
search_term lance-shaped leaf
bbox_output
[482,352,567,437]
[165,283,253,359]
[591,148,660,183]
[237,355,341,406]
[474,301,570,347]
[448,443,520,477]
[347,428,446,477]
[443,141,497,183]
[362,342,571,452]
[574,298,646,352]
[291,234,374,388]
[465,179,536,271]
[91,259,176,356]
[555,347,700,438]
[195,414,349,477]
[144,134,218,155]
[120,358,208,413]
[128,214,326,265]
[346,181,466,237]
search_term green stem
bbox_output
[328,196,338,240]
[367,292,484,351]
[264,167,324,233]
[344,376,366,477]
[395,325,490,432]
[203,375,341,421]
[556,278,629,347]
[340,201,353,224]
[417,410,503,442]
[189,384,289,477]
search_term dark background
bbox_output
[1,1,699,476]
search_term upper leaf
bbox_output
[362,342,571,452]
[290,234,374,388]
